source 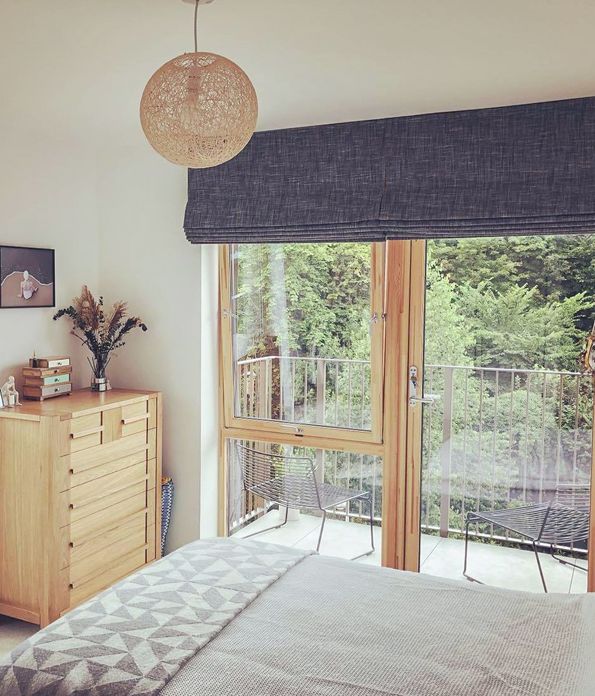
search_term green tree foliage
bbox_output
[455,283,589,370]
[235,243,371,360]
[424,252,475,366]
[432,236,595,331]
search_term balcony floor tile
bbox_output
[233,511,589,594]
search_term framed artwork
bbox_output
[0,245,55,309]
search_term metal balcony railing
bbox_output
[230,356,592,552]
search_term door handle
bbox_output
[409,395,440,406]
[408,366,440,407]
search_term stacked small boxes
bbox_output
[22,356,72,401]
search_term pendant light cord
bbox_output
[194,0,199,52]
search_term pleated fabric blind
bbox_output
[184,97,595,244]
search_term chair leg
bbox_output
[369,497,375,552]
[532,542,548,593]
[316,510,327,552]
[241,505,290,540]
[463,518,471,578]
[351,496,376,561]
[462,518,482,584]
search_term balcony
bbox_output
[229,357,591,593]
[232,511,587,593]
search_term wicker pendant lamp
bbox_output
[140,0,258,169]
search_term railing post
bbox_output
[316,358,326,426]
[266,357,273,420]
[439,366,454,538]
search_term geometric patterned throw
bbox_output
[0,538,312,696]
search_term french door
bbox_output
[402,236,595,594]
[218,239,595,591]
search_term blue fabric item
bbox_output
[161,478,174,556]
[184,97,595,243]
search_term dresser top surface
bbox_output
[0,388,160,421]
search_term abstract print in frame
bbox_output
[0,245,55,308]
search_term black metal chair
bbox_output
[235,443,375,560]
[463,484,590,592]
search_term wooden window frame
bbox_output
[219,242,386,446]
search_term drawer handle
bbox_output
[70,426,104,440]
[69,541,75,548]
[69,503,76,510]
[122,414,150,425]
[69,582,75,590]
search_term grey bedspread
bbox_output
[0,539,311,696]
[2,538,594,696]
[164,553,595,696]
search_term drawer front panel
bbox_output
[67,450,149,491]
[69,413,103,436]
[69,548,147,609]
[60,413,103,456]
[41,383,72,397]
[121,400,151,438]
[60,461,153,526]
[70,519,149,587]
[69,484,155,547]
[69,510,148,567]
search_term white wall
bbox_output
[96,142,206,550]
[0,134,99,391]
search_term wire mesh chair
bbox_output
[463,484,590,592]
[235,443,375,560]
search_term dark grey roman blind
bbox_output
[184,96,595,244]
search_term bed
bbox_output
[1,537,593,695]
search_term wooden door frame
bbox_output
[217,240,413,567]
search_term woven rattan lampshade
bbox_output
[140,52,258,168]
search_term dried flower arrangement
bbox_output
[54,286,147,390]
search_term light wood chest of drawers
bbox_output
[0,388,162,627]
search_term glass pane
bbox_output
[227,438,382,564]
[231,243,374,430]
[420,235,592,593]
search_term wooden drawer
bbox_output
[58,429,156,492]
[60,413,103,455]
[70,517,150,587]
[69,482,155,548]
[121,399,157,438]
[68,509,149,567]
[68,547,148,609]
[59,459,156,527]
[66,449,149,489]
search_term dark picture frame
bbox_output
[0,245,55,309]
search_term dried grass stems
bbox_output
[54,286,148,378]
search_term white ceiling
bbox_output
[2,0,595,141]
